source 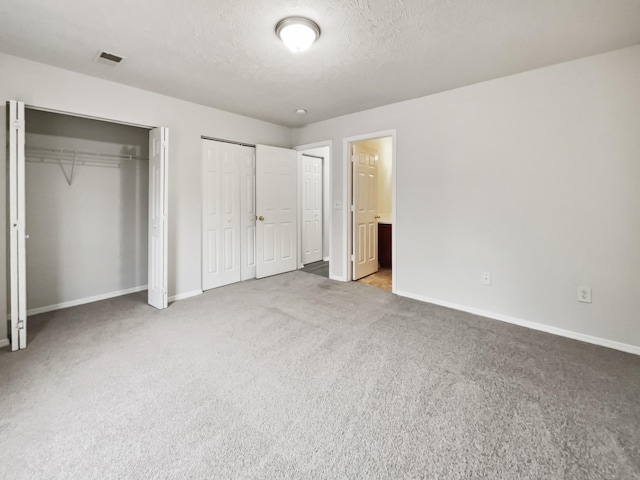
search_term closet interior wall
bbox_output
[24,109,149,313]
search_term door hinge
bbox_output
[17,321,25,330]
[351,205,355,212]
[351,254,355,261]
[13,119,25,130]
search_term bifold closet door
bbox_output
[202,140,256,290]
[148,127,169,310]
[8,100,27,350]
[240,152,257,281]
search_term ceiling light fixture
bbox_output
[296,109,307,115]
[276,17,320,53]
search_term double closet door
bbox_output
[202,141,256,290]
[202,139,299,291]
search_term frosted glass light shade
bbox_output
[276,17,320,53]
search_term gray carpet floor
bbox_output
[1,271,639,479]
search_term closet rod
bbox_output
[200,135,256,148]
[26,146,147,161]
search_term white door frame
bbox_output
[7,102,168,321]
[294,141,334,278]
[343,130,397,292]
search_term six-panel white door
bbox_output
[256,145,298,278]
[301,155,323,265]
[352,143,379,280]
[202,140,257,290]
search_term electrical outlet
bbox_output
[481,272,491,286]
[578,287,592,303]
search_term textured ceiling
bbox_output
[1,0,640,127]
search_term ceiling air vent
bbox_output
[95,51,124,66]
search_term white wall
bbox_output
[0,52,291,344]
[25,109,149,311]
[293,45,640,351]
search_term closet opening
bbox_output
[23,108,150,315]
[8,100,169,351]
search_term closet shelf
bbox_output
[26,146,148,165]
[25,147,149,185]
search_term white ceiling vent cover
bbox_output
[95,51,124,66]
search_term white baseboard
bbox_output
[168,290,202,302]
[4,286,201,324]
[395,290,640,356]
[0,339,9,348]
[24,285,148,317]
[330,274,347,282]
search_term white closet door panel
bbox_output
[241,150,256,281]
[148,127,169,309]
[202,140,252,290]
[221,153,241,286]
[202,146,222,290]
[9,100,27,350]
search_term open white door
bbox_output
[256,145,297,278]
[9,100,27,350]
[352,143,379,280]
[148,127,168,309]
[301,154,323,265]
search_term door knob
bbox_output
[258,215,264,221]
